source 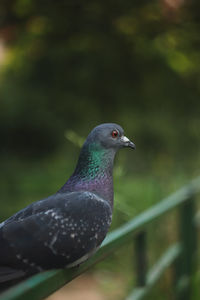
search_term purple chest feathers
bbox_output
[62,173,114,208]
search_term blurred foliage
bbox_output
[0,0,200,168]
[0,0,200,299]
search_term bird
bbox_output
[0,123,135,287]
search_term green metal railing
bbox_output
[1,177,200,300]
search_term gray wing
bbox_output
[0,191,112,281]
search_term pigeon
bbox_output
[0,123,135,286]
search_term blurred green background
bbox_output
[0,0,200,299]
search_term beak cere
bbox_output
[121,136,136,149]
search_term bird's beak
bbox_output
[121,136,136,149]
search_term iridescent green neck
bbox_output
[73,142,115,179]
[60,142,115,205]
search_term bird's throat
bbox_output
[60,144,116,207]
[76,146,114,178]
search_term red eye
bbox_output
[111,130,119,138]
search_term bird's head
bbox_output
[85,123,136,152]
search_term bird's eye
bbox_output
[111,130,119,138]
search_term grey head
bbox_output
[84,123,136,152]
[60,123,135,205]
